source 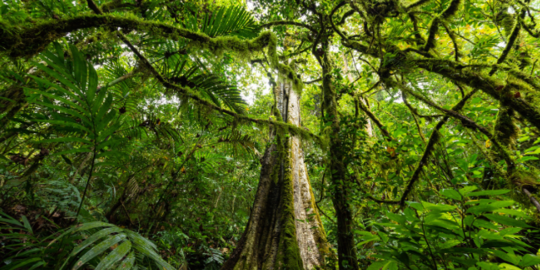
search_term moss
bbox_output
[305,163,332,259]
[490,20,520,75]
[493,106,518,149]
[274,136,303,270]
[422,0,461,51]
[441,0,462,18]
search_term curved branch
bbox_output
[260,21,318,33]
[367,86,479,205]
[489,18,521,76]
[391,79,514,171]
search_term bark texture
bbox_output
[222,77,331,270]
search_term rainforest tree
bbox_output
[1,0,540,269]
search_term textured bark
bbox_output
[320,52,359,270]
[222,77,331,270]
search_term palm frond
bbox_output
[201,5,260,38]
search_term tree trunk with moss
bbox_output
[222,77,331,270]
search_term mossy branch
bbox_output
[355,96,392,141]
[119,32,324,148]
[260,21,317,33]
[406,0,432,11]
[391,79,515,172]
[489,19,521,76]
[368,87,479,206]
[343,37,540,130]
[422,0,461,51]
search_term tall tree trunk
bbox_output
[222,77,332,270]
[321,52,359,270]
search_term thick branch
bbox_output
[260,21,318,33]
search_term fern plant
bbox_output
[26,43,126,217]
[0,212,175,270]
[56,221,175,270]
[0,212,75,270]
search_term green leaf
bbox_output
[467,205,500,215]
[95,240,132,270]
[27,261,46,270]
[33,61,80,94]
[459,186,478,196]
[95,94,113,123]
[494,209,527,218]
[2,257,42,270]
[367,261,388,270]
[520,254,540,267]
[33,119,91,133]
[21,216,33,235]
[484,214,532,228]
[118,251,135,269]
[87,64,98,97]
[40,137,91,145]
[466,189,510,197]
[71,227,123,256]
[72,234,126,270]
[482,240,519,248]
[473,219,499,230]
[54,148,92,156]
[61,154,73,165]
[441,189,462,200]
[492,250,520,265]
[421,201,456,212]
[48,222,114,247]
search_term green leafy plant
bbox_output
[26,43,125,217]
[0,212,75,270]
[56,221,175,270]
[358,188,540,270]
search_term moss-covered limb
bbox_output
[411,59,540,91]
[422,0,461,51]
[329,1,348,40]
[338,9,356,25]
[502,66,540,90]
[393,79,515,171]
[423,18,440,51]
[523,188,540,213]
[440,0,462,18]
[489,18,521,76]
[100,21,319,148]
[356,96,392,141]
[260,20,318,33]
[401,91,444,120]
[521,19,540,37]
[408,60,540,131]
[133,49,322,145]
[343,20,538,125]
[87,0,102,14]
[440,21,460,62]
[402,93,427,142]
[100,0,136,13]
[399,122,444,205]
[1,14,279,64]
[493,106,518,148]
[408,12,426,45]
[406,0,432,10]
[369,87,480,206]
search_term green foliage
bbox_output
[0,212,174,270]
[356,189,539,269]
